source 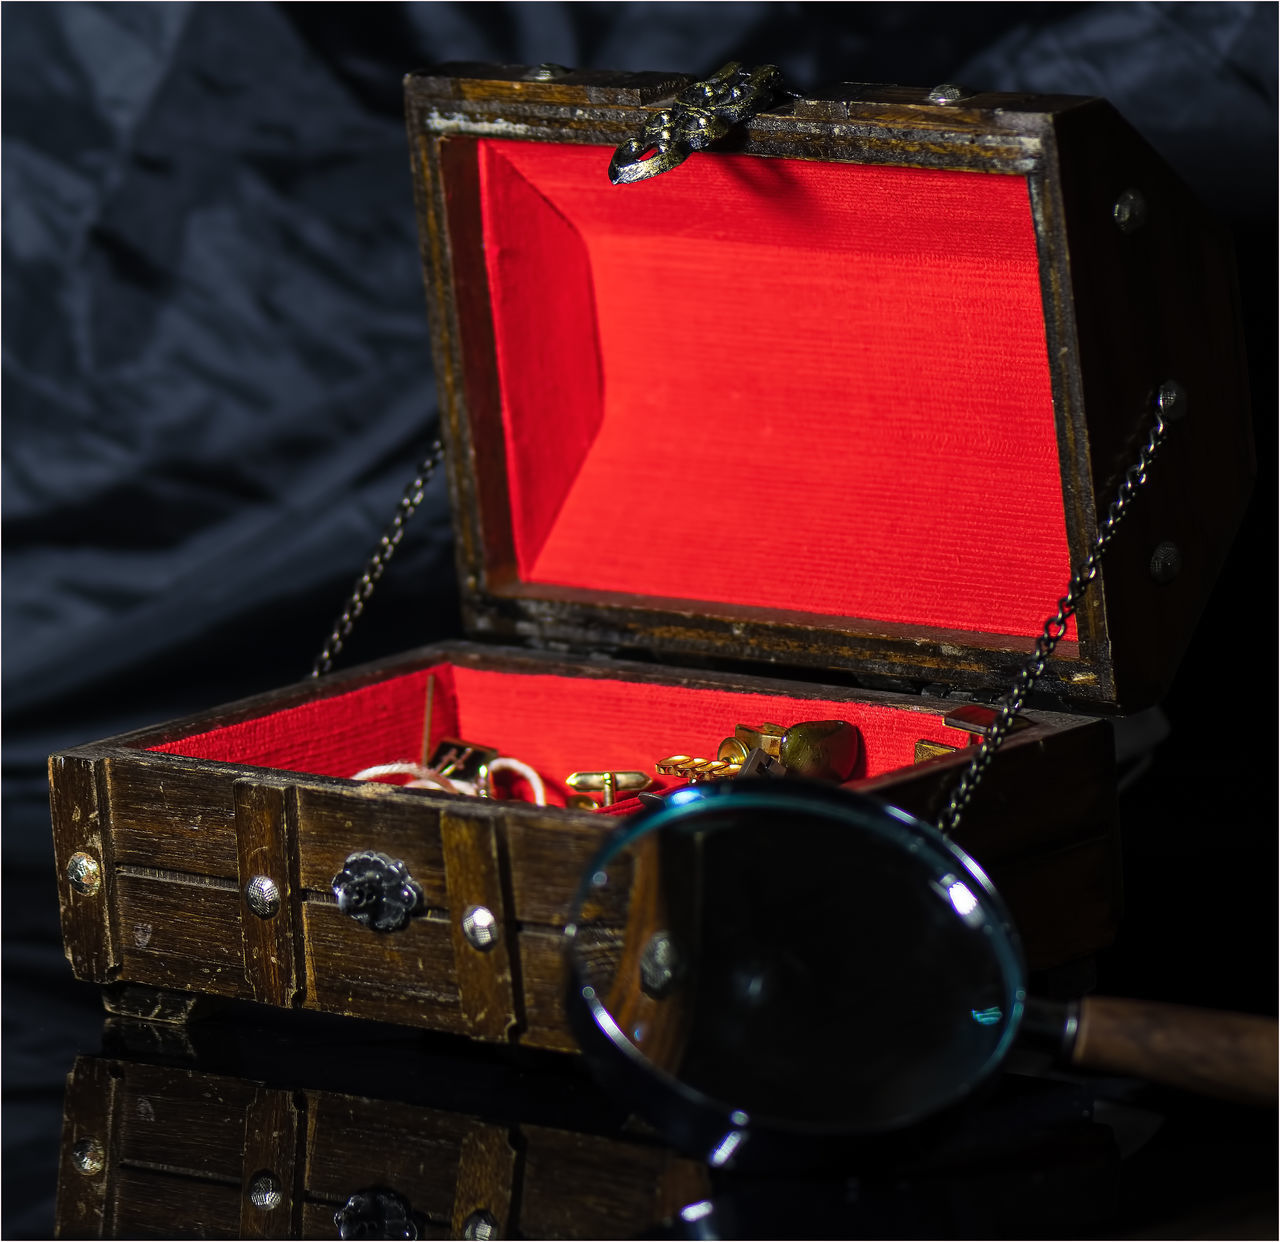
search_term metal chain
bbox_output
[311,439,444,678]
[937,405,1170,836]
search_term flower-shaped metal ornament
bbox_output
[334,1187,419,1240]
[331,850,426,933]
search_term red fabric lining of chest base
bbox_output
[474,137,1074,641]
[147,664,975,808]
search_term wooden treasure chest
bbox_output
[50,64,1253,1054]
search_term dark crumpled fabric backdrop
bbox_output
[3,4,1275,1237]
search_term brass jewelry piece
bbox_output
[426,739,499,788]
[566,770,651,807]
[660,720,860,785]
[655,756,744,782]
[717,723,785,765]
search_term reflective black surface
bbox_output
[43,1007,1280,1240]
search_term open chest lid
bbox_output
[405,64,1253,711]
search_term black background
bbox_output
[3,4,1276,1238]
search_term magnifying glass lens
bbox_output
[569,784,1024,1136]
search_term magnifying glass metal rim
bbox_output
[564,779,1030,1159]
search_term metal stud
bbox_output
[463,1209,499,1240]
[244,875,281,919]
[461,904,499,952]
[1113,188,1147,233]
[1150,541,1182,584]
[640,931,684,999]
[927,83,967,104]
[1156,379,1188,422]
[249,1171,282,1211]
[72,1137,105,1176]
[67,852,102,896]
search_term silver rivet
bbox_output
[463,1209,499,1240]
[249,1170,282,1210]
[1113,188,1147,233]
[72,1137,105,1176]
[1150,541,1182,584]
[67,852,102,896]
[461,904,499,951]
[927,83,967,104]
[526,63,568,81]
[640,931,684,999]
[1156,379,1187,422]
[245,875,280,919]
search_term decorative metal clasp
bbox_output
[334,1187,420,1240]
[608,61,783,185]
[332,850,425,934]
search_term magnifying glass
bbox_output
[564,781,1276,1169]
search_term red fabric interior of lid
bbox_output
[476,138,1073,641]
[148,663,974,809]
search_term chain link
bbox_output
[937,406,1169,836]
[311,439,444,678]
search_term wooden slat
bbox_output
[990,833,1123,970]
[116,873,249,1000]
[302,1093,470,1222]
[450,1122,518,1239]
[50,753,119,982]
[520,1125,699,1240]
[234,782,299,1008]
[55,1057,120,1240]
[517,926,578,1053]
[114,1063,251,1182]
[239,1087,302,1239]
[293,784,447,905]
[110,1167,241,1239]
[504,816,606,926]
[104,752,239,877]
[299,902,464,1030]
[441,811,517,1041]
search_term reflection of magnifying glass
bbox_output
[564,781,1277,1169]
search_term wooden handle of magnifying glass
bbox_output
[1072,997,1278,1107]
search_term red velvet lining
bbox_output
[148,663,974,808]
[476,138,1073,641]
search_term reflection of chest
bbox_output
[50,64,1253,1052]
[57,1045,711,1238]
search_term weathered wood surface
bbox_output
[55,1057,119,1240]
[1050,101,1254,708]
[114,1060,250,1182]
[440,811,518,1040]
[240,1086,302,1239]
[520,1124,711,1240]
[235,781,299,1009]
[105,751,239,877]
[49,753,119,982]
[450,1122,518,1239]
[114,871,248,1000]
[303,1093,470,1222]
[110,1168,241,1239]
[299,902,464,1031]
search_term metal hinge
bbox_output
[608,62,784,185]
